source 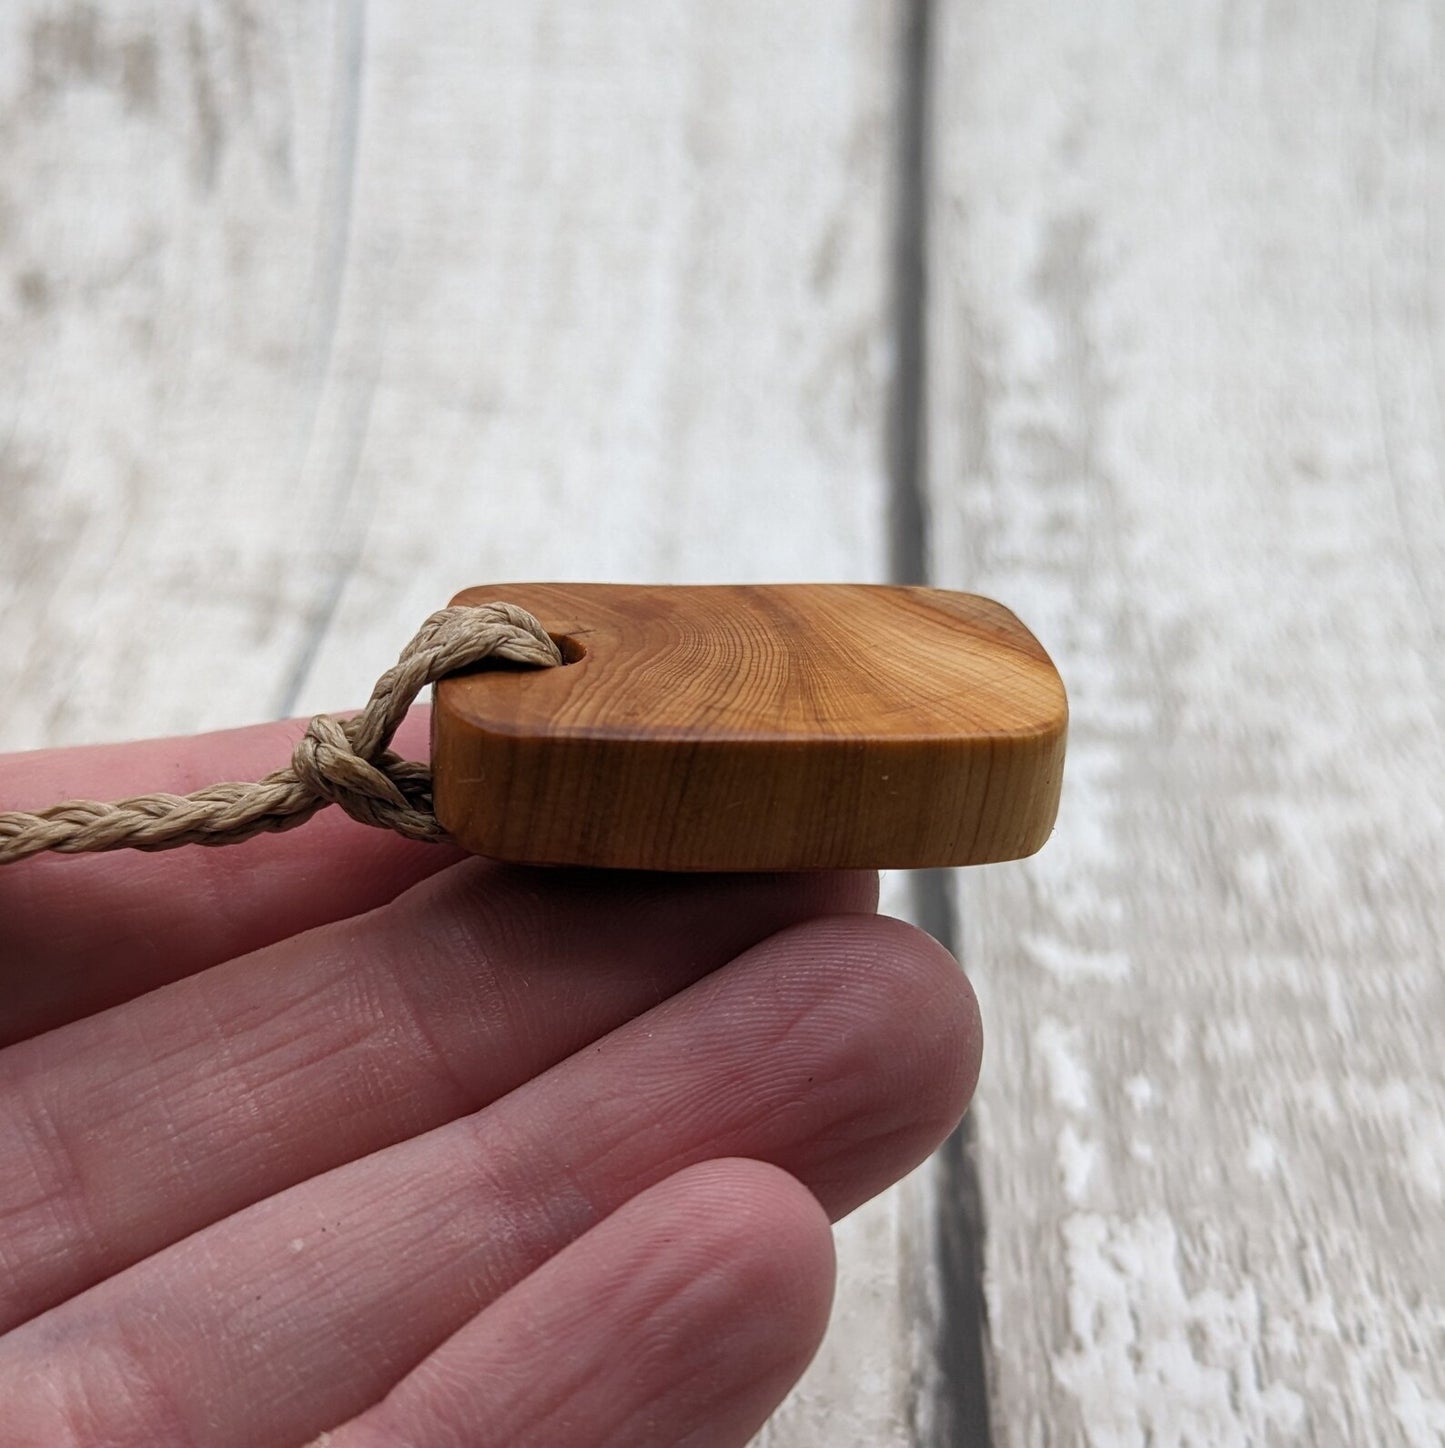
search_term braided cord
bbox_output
[0,604,561,865]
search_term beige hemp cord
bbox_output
[0,604,562,866]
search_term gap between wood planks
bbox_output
[886,2,994,1444]
[259,2,997,1434]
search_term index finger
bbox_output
[0,710,459,1044]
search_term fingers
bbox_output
[332,1161,835,1448]
[0,863,877,1328]
[2,916,979,1447]
[0,711,458,1044]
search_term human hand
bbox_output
[0,713,981,1447]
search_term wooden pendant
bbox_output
[432,584,1067,871]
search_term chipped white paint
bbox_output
[1022,934,1131,984]
[1392,1370,1445,1448]
[1244,1130,1279,1180]
[1055,1125,1097,1205]
[0,4,929,1444]
[1055,1212,1307,1447]
[931,0,1445,1442]
[1033,1018,1093,1114]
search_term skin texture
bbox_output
[0,713,983,1448]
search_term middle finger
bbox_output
[0,861,875,1330]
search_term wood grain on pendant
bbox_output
[431,584,1067,871]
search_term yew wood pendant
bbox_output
[431,584,1067,871]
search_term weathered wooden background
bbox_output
[2,3,1442,1444]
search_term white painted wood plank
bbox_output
[0,4,941,1444]
[283,1,897,721]
[929,2,1445,1442]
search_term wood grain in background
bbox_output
[0,5,938,1445]
[9,1,1442,1442]
[929,1,1445,1442]
[0,2,897,745]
